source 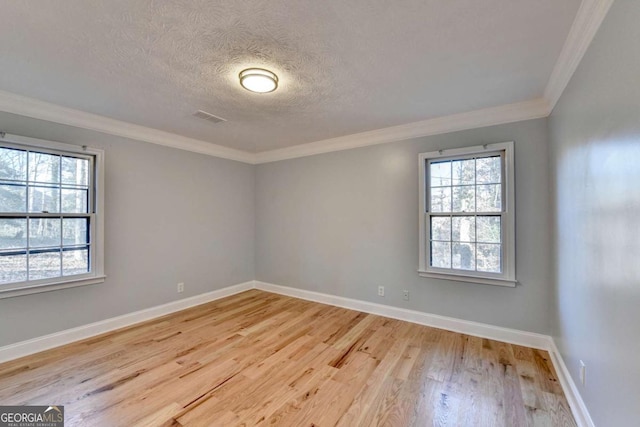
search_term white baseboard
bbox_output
[0,279,592,427]
[254,281,549,349]
[0,280,253,364]
[547,340,595,427]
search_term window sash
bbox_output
[427,213,505,274]
[0,213,93,283]
[0,142,94,215]
[426,151,505,214]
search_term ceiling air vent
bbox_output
[193,110,227,124]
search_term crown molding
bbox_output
[254,98,550,163]
[544,0,615,111]
[0,90,255,164]
[0,0,612,165]
[257,0,614,164]
[0,92,550,165]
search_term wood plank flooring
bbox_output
[0,290,576,426]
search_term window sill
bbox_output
[0,275,107,299]
[418,270,516,287]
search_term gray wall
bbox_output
[0,112,255,347]
[549,1,640,425]
[256,118,553,334]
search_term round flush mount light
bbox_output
[239,68,278,93]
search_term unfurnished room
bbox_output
[0,0,637,426]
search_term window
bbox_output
[418,142,515,286]
[0,133,104,298]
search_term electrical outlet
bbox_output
[579,360,586,385]
[403,290,410,301]
[378,286,385,297]
[177,282,185,293]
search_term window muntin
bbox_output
[0,137,103,296]
[419,143,515,286]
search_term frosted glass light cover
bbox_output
[239,68,278,93]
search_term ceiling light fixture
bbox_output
[239,68,278,93]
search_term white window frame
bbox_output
[0,132,105,298]
[418,141,516,287]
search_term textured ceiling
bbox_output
[0,0,580,152]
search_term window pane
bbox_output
[29,218,61,248]
[0,219,27,249]
[431,241,451,268]
[476,184,502,212]
[28,152,60,184]
[63,247,89,276]
[61,156,89,186]
[0,148,27,181]
[476,156,501,184]
[451,159,475,185]
[0,253,27,284]
[453,242,476,270]
[452,186,475,212]
[430,187,451,212]
[477,216,501,243]
[430,161,451,186]
[452,216,475,242]
[477,244,501,273]
[62,188,88,213]
[29,250,61,280]
[63,218,89,246]
[28,186,60,213]
[430,217,451,241]
[0,184,27,212]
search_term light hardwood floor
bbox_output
[0,290,576,426]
